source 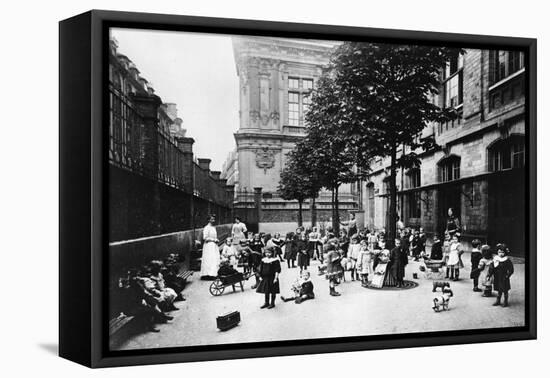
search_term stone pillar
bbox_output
[131,93,162,234]
[176,137,194,193]
[226,184,236,222]
[254,187,263,226]
[198,158,211,173]
[176,137,195,230]
[131,93,162,177]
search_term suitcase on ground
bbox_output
[216,310,241,331]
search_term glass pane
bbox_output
[289,77,299,89]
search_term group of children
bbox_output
[115,254,188,333]
[429,232,515,307]
[212,223,516,309]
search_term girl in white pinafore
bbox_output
[200,216,220,279]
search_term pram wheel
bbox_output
[209,279,225,296]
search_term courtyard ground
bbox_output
[116,252,525,351]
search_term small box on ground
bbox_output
[216,311,241,331]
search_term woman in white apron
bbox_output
[200,216,220,279]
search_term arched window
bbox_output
[488,135,525,172]
[406,168,421,189]
[438,155,461,182]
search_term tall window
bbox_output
[288,92,300,126]
[439,156,461,182]
[490,50,525,85]
[444,53,464,108]
[406,168,421,189]
[438,53,464,135]
[489,136,525,171]
[302,93,311,117]
[287,77,314,126]
[408,192,421,218]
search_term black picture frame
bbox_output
[59,9,537,368]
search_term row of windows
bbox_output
[438,50,524,134]
[375,138,525,192]
[370,138,525,220]
[289,77,313,90]
[489,50,525,86]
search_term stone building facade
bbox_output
[230,37,359,229]
[362,48,526,255]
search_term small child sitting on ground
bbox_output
[281,270,315,304]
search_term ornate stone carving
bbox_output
[255,147,277,174]
[261,114,270,126]
[249,110,260,125]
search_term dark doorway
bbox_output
[437,183,462,238]
[488,168,525,256]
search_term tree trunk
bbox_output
[389,144,398,248]
[298,200,303,227]
[331,188,335,232]
[311,196,317,229]
[333,185,340,234]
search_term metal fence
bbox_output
[109,85,230,207]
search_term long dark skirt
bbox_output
[256,276,280,294]
[297,252,310,267]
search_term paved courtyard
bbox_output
[116,253,525,351]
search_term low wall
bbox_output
[109,224,232,280]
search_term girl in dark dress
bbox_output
[325,244,344,296]
[283,232,296,268]
[256,247,281,309]
[488,244,514,307]
[430,236,443,260]
[296,232,310,272]
[249,234,264,289]
[390,238,408,287]
[469,239,483,292]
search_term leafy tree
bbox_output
[278,144,321,227]
[328,42,461,245]
[303,74,359,232]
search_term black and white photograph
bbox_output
[107,26,530,352]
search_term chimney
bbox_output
[176,137,194,154]
[198,158,211,172]
[210,171,222,180]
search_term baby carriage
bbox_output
[209,271,253,296]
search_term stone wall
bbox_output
[109,224,232,281]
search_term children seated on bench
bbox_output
[140,262,178,312]
[122,268,175,333]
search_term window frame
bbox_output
[439,156,461,182]
[287,77,314,126]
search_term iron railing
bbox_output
[109,85,230,206]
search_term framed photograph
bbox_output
[59,10,537,368]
